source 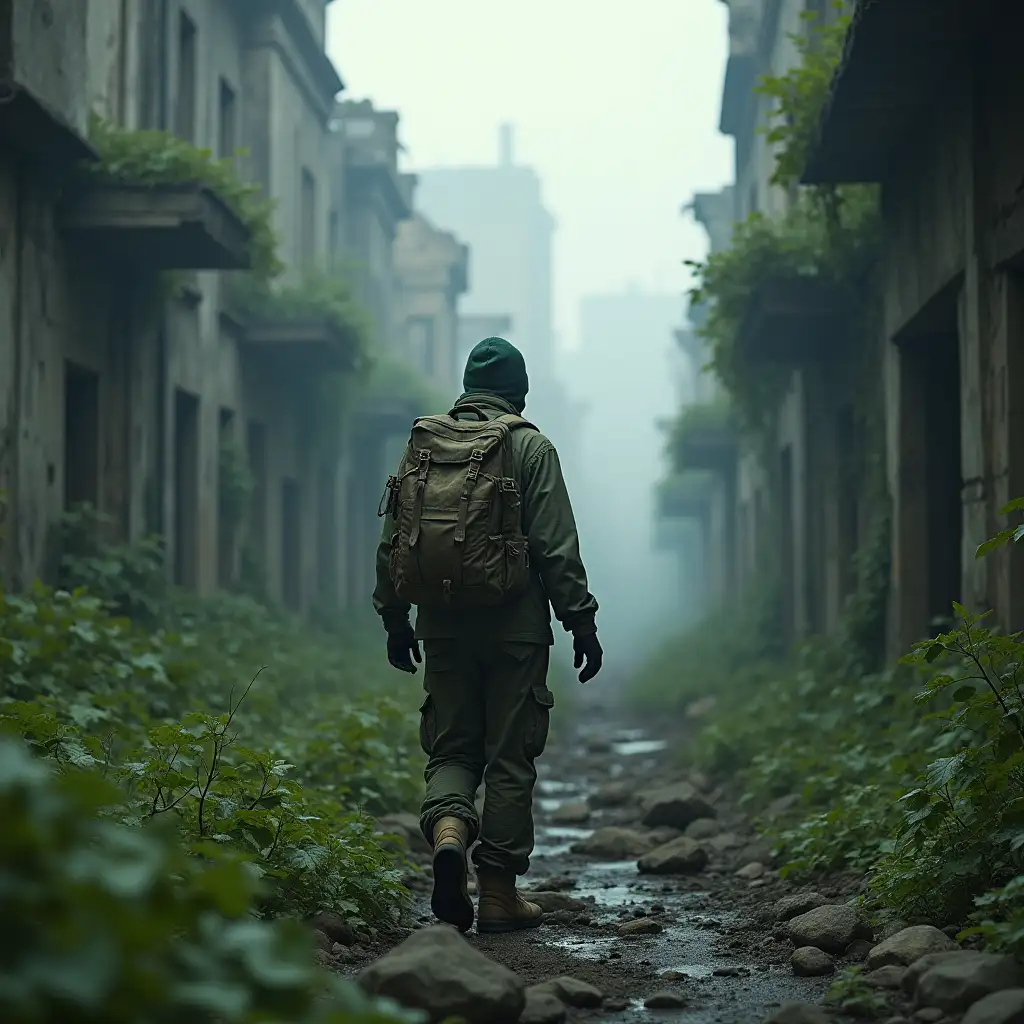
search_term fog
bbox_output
[328,2,733,679]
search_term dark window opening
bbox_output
[281,478,302,611]
[175,11,197,142]
[217,407,236,589]
[301,168,316,265]
[173,388,200,588]
[836,403,860,601]
[64,362,100,511]
[246,420,268,564]
[780,444,795,643]
[218,77,237,158]
[923,334,963,625]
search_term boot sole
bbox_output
[476,916,544,935]
[431,844,474,933]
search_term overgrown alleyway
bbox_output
[331,699,869,1023]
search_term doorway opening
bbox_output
[173,388,200,588]
[64,362,100,512]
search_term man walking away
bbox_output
[372,336,603,934]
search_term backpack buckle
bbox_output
[500,478,518,493]
[470,449,484,461]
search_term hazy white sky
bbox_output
[325,2,734,352]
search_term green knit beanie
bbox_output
[462,337,529,411]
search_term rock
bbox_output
[916,951,1024,1012]
[376,813,431,855]
[913,1010,945,1023]
[605,997,630,1012]
[763,1003,831,1024]
[688,770,712,792]
[737,861,766,879]
[639,781,717,830]
[708,832,745,852]
[867,926,959,972]
[788,904,867,955]
[550,801,591,826]
[846,939,875,961]
[645,991,688,1008]
[661,970,687,981]
[791,947,835,977]
[522,891,588,914]
[618,917,664,937]
[774,893,828,922]
[312,929,334,953]
[358,924,525,1023]
[685,817,721,840]
[866,967,908,990]
[963,989,1024,1024]
[738,840,776,866]
[686,696,718,719]
[571,827,655,860]
[590,781,633,808]
[649,826,685,845]
[533,976,603,1009]
[638,836,710,875]
[903,953,968,995]
[521,986,567,1024]
[586,738,612,754]
[309,911,356,946]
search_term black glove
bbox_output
[573,632,603,684]
[386,623,421,674]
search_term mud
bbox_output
[342,701,865,1022]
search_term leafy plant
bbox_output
[662,398,736,471]
[219,436,254,538]
[84,115,281,281]
[825,967,893,1018]
[976,497,1024,557]
[0,732,422,1024]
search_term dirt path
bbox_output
[342,700,867,1021]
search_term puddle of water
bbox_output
[661,964,714,979]
[548,934,618,961]
[539,826,593,842]
[581,859,637,874]
[537,779,576,795]
[612,738,668,757]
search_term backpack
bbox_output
[379,403,537,609]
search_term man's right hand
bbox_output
[386,623,421,674]
[573,632,603,684]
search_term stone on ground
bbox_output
[571,826,656,860]
[522,891,588,914]
[685,817,720,839]
[637,836,710,875]
[962,989,1024,1024]
[763,1002,831,1024]
[914,951,1024,1012]
[618,916,664,937]
[639,781,717,829]
[791,946,835,977]
[866,925,959,971]
[520,986,567,1024]
[357,924,525,1023]
[550,800,591,825]
[736,861,766,879]
[865,966,909,990]
[645,990,688,1008]
[774,893,828,922]
[787,903,866,955]
[590,780,633,808]
[533,976,603,1009]
[309,911,355,946]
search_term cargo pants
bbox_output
[417,637,554,876]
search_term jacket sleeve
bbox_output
[520,440,599,636]
[372,514,412,632]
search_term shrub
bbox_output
[0,732,421,1024]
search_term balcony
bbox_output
[60,182,252,271]
[241,317,360,375]
[738,275,847,363]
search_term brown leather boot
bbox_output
[430,817,474,932]
[476,869,543,934]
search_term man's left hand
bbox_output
[387,624,422,673]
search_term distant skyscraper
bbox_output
[414,124,572,459]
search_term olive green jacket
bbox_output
[372,393,599,644]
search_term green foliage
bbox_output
[55,504,167,624]
[0,556,422,929]
[228,268,373,372]
[219,436,255,537]
[0,732,422,1024]
[84,115,281,281]
[976,497,1024,558]
[634,504,1024,946]
[687,189,880,432]
[361,354,449,418]
[756,4,851,190]
[825,966,893,1019]
[662,398,736,471]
